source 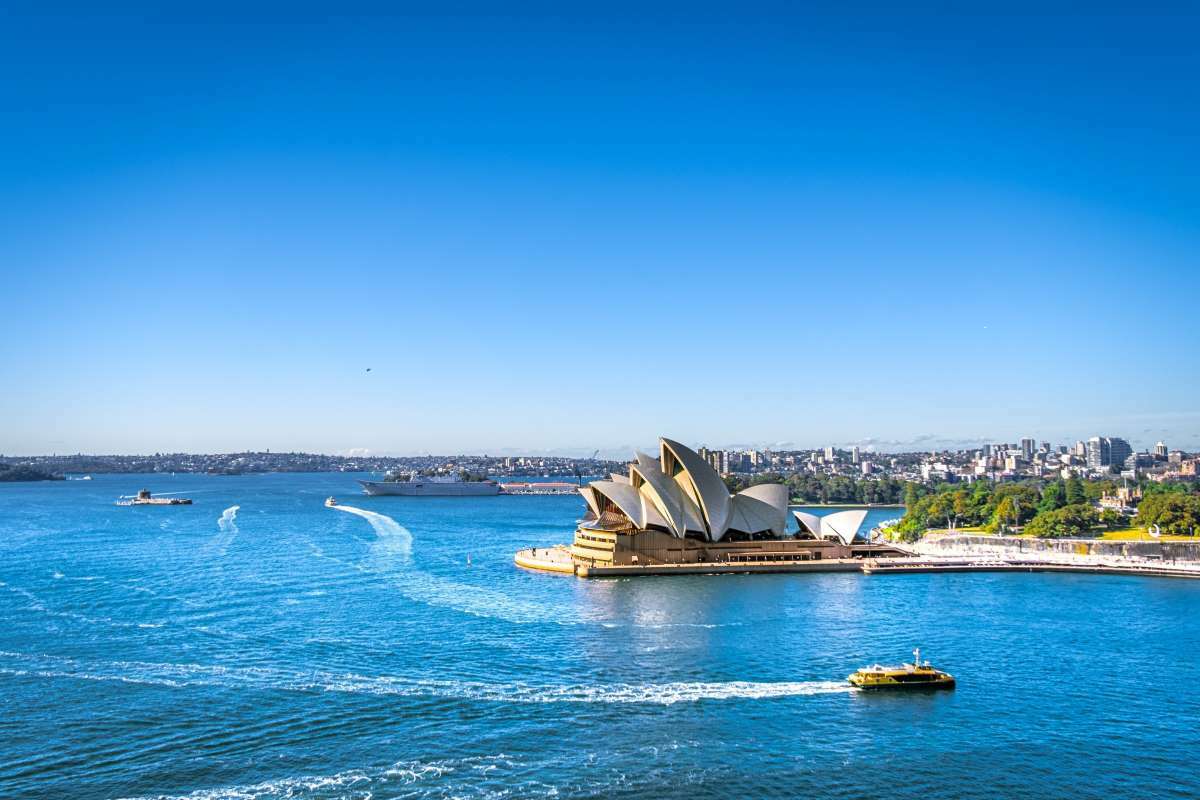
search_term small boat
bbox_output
[324,496,338,508]
[848,648,955,691]
[116,489,193,506]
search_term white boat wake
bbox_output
[328,504,411,561]
[205,505,240,557]
[327,504,596,625]
[0,650,851,705]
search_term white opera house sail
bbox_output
[577,438,788,543]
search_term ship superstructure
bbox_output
[357,471,500,497]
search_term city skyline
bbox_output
[3,6,1198,454]
[3,429,1188,460]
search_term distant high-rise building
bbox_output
[824,446,836,462]
[1154,441,1168,459]
[1020,438,1035,460]
[1074,441,1087,458]
[1108,438,1132,468]
[1125,452,1153,472]
[1040,442,1051,453]
[851,446,861,464]
[698,447,727,474]
[1087,436,1132,471]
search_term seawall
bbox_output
[914,533,1200,565]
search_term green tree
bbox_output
[1064,476,1086,505]
[989,496,1019,532]
[1136,493,1200,535]
[903,481,924,510]
[1025,504,1099,538]
[986,485,1039,532]
[1038,481,1066,514]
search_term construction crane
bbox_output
[573,449,600,485]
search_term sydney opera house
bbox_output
[516,437,901,577]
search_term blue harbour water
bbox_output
[2,473,1198,799]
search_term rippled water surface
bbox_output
[2,473,1198,799]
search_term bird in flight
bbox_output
[365,368,372,372]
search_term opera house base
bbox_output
[514,528,907,578]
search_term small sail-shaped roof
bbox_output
[790,508,868,544]
[821,509,869,545]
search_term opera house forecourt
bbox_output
[515,437,905,577]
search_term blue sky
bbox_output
[2,3,1198,455]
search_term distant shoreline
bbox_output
[0,466,64,483]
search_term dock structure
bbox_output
[516,548,1200,580]
[514,545,863,577]
[860,557,1200,580]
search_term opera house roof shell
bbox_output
[792,509,869,545]
[579,438,788,542]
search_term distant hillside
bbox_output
[0,465,64,482]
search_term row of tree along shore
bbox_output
[892,477,1200,541]
[723,473,907,505]
[721,471,1199,540]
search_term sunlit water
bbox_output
[1,473,1197,799]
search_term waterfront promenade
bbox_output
[914,532,1200,567]
[516,533,1200,580]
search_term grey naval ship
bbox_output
[357,471,501,497]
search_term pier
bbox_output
[859,556,1200,580]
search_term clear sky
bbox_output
[2,3,1198,456]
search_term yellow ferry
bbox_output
[848,648,955,691]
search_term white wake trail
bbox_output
[0,651,851,705]
[328,504,412,561]
[218,505,240,533]
[206,505,240,556]
[328,504,588,625]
